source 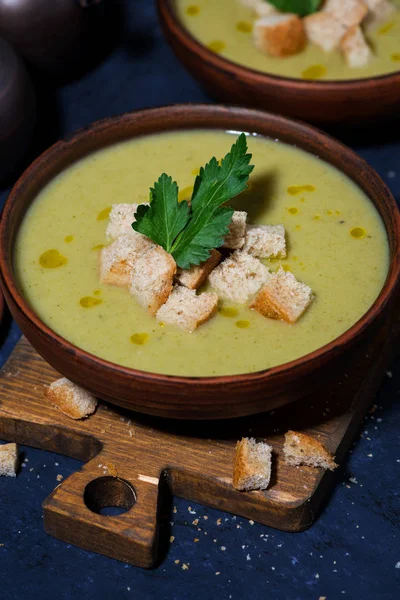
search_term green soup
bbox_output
[14,130,389,376]
[176,0,400,81]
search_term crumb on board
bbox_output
[56,474,63,482]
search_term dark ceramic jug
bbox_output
[0,0,110,75]
[0,37,36,184]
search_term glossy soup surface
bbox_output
[15,130,389,376]
[176,0,400,81]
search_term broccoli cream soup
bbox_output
[14,131,389,376]
[176,0,400,81]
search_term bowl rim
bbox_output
[158,0,400,89]
[0,288,3,327]
[0,103,399,388]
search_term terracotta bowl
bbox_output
[0,104,399,420]
[158,0,400,126]
[0,288,4,327]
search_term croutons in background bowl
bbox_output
[0,104,399,420]
[158,0,400,126]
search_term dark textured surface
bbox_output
[0,1,399,598]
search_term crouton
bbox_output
[156,286,218,332]
[253,14,307,57]
[254,0,279,17]
[0,443,19,477]
[364,0,396,30]
[176,249,222,290]
[130,245,176,315]
[99,232,155,288]
[233,437,272,491]
[243,224,286,259]
[209,250,270,304]
[222,211,247,250]
[283,430,337,471]
[106,203,148,240]
[45,378,98,420]
[341,25,372,68]
[323,0,368,28]
[304,12,346,52]
[250,267,314,324]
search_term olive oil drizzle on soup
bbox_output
[176,0,400,81]
[15,131,389,377]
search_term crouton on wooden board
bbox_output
[44,378,98,420]
[283,430,337,471]
[0,443,19,477]
[233,437,272,491]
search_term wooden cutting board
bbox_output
[0,329,398,568]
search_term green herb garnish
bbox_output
[132,134,254,270]
[267,0,322,17]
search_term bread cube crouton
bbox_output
[304,12,346,52]
[253,14,307,57]
[233,437,272,491]
[176,249,222,290]
[341,26,372,68]
[283,430,337,471]
[254,0,279,17]
[130,245,176,315]
[364,0,396,30]
[156,286,218,332]
[208,251,270,304]
[250,267,314,324]
[0,443,19,477]
[106,203,140,240]
[243,224,286,259]
[99,232,155,288]
[44,378,98,420]
[222,211,247,250]
[323,0,368,28]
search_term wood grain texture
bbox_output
[1,105,399,420]
[158,0,400,126]
[0,325,398,567]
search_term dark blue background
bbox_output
[0,2,399,598]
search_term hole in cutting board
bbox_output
[84,476,136,516]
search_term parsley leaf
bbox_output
[171,134,253,269]
[132,134,253,269]
[132,174,190,253]
[267,0,322,17]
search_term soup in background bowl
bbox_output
[158,2,400,125]
[176,0,400,81]
[0,105,399,419]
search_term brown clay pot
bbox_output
[158,0,400,126]
[0,105,399,419]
